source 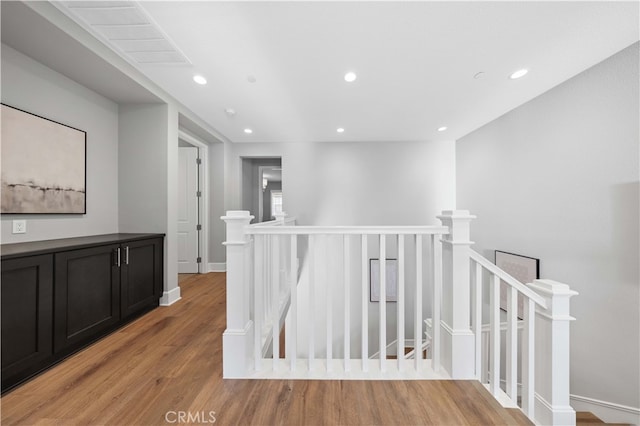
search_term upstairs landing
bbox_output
[1,273,534,425]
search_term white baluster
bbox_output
[397,235,405,371]
[521,297,535,418]
[473,262,482,380]
[289,234,297,371]
[344,235,351,372]
[264,236,270,334]
[272,235,280,368]
[254,235,263,371]
[432,234,442,372]
[489,274,500,396]
[414,235,423,371]
[326,235,333,371]
[506,286,518,399]
[280,234,286,300]
[308,235,315,370]
[361,234,368,371]
[379,234,386,371]
[482,328,489,384]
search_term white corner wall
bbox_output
[118,104,169,233]
[119,103,180,305]
[0,44,119,242]
[208,142,226,265]
[457,43,639,423]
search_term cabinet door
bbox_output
[1,255,53,390]
[120,238,163,318]
[54,245,120,353]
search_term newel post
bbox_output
[273,211,287,224]
[438,210,476,379]
[221,210,254,378]
[528,279,578,426]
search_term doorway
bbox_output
[241,157,282,223]
[258,165,282,222]
[177,131,209,273]
[178,145,199,273]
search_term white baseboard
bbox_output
[208,262,226,272]
[160,287,182,306]
[571,394,640,425]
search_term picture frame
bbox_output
[1,104,87,214]
[495,250,540,319]
[369,258,398,302]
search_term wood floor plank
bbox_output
[2,272,535,425]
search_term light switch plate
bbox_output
[12,220,26,234]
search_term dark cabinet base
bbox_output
[1,255,53,392]
[1,233,164,394]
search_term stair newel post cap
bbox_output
[274,211,287,223]
[527,279,578,319]
[437,210,476,244]
[221,211,254,245]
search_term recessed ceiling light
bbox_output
[337,128,345,133]
[344,72,357,82]
[473,72,485,79]
[437,126,448,132]
[193,75,207,85]
[509,69,528,79]
[244,128,253,134]
[224,108,236,117]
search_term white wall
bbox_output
[0,45,119,242]
[226,140,456,226]
[118,104,169,233]
[457,43,639,421]
[209,142,226,265]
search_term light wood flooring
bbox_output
[2,272,537,425]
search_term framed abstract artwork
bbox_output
[495,250,540,318]
[1,104,86,214]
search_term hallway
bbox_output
[1,273,531,425]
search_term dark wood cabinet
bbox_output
[120,238,163,319]
[54,244,121,353]
[1,255,53,391]
[1,233,164,393]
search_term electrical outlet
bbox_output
[12,220,26,234]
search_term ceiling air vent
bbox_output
[57,1,191,66]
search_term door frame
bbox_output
[178,130,209,274]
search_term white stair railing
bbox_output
[469,250,578,425]
[222,209,578,425]
[246,223,448,377]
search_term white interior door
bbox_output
[178,147,199,273]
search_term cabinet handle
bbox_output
[116,247,121,267]
[125,246,129,265]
